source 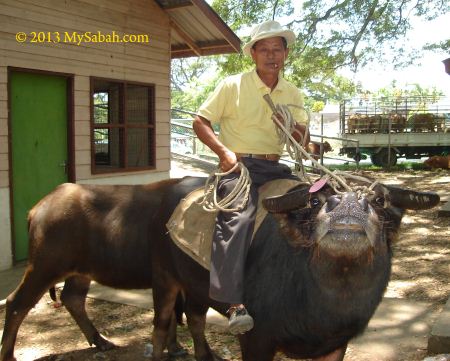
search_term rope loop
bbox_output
[198,161,252,213]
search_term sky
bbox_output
[339,14,450,98]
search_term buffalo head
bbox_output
[262,181,440,259]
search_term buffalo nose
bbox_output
[341,192,358,204]
[342,192,368,211]
[327,192,368,213]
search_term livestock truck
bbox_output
[338,96,450,167]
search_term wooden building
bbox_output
[0,0,240,270]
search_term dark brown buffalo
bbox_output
[149,177,440,361]
[0,179,185,361]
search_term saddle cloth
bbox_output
[166,178,302,270]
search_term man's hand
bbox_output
[273,112,284,127]
[272,114,310,146]
[219,149,239,172]
[193,116,239,172]
[292,122,310,146]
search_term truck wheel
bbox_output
[370,153,382,167]
[377,148,397,168]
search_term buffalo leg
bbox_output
[166,312,188,357]
[151,279,180,361]
[312,344,347,361]
[184,298,224,361]
[239,333,276,361]
[1,268,58,361]
[60,275,114,351]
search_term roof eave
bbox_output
[155,0,241,58]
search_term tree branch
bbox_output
[349,0,385,67]
[297,0,352,51]
[271,0,279,20]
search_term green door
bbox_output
[10,71,69,261]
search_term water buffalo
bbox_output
[149,176,440,361]
[0,180,185,361]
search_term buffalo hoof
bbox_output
[168,343,188,357]
[93,334,115,351]
[201,353,226,361]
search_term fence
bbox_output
[170,109,360,169]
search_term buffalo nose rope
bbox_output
[199,95,379,213]
[262,94,381,198]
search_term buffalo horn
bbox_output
[385,185,440,210]
[262,187,310,213]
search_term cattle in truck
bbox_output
[408,113,436,132]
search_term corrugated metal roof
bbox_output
[155,0,241,58]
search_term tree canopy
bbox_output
[171,0,449,113]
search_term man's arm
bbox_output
[193,115,237,171]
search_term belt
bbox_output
[236,153,280,161]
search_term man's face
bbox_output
[250,37,289,76]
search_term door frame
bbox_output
[7,67,75,264]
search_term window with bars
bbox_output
[91,78,155,173]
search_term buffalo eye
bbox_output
[374,196,385,207]
[310,197,321,207]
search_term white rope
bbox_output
[198,94,380,214]
[263,95,379,197]
[198,161,252,213]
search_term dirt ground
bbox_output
[1,168,449,361]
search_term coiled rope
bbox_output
[198,161,252,213]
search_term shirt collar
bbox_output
[251,69,287,93]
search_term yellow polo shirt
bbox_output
[197,69,306,155]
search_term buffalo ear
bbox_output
[262,187,311,213]
[383,185,440,210]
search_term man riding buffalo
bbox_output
[193,20,310,334]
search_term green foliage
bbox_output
[311,101,325,112]
[372,82,444,107]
